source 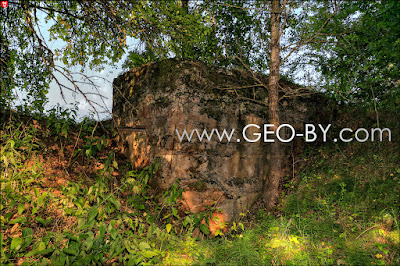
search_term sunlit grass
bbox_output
[189,140,400,265]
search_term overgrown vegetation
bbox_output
[1,105,398,265]
[1,0,399,264]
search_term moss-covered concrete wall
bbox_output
[113,59,323,222]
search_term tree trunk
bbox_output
[263,0,282,210]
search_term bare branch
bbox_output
[215,84,265,91]
[9,1,84,20]
[279,0,294,38]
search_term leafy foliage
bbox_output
[1,0,214,112]
[2,0,399,113]
[0,110,220,265]
[286,0,400,105]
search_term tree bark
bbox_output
[263,0,282,210]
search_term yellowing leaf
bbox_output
[132,186,140,194]
[215,229,224,236]
[270,239,283,248]
[2,155,8,167]
[166,223,172,233]
[289,235,300,244]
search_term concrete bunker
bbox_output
[113,59,322,222]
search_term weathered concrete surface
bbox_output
[113,59,320,222]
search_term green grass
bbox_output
[199,141,400,265]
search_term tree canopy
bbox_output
[2,0,398,113]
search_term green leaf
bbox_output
[172,207,178,218]
[24,241,46,256]
[113,244,126,258]
[87,206,98,222]
[238,222,244,231]
[98,223,107,239]
[36,248,54,256]
[35,217,48,226]
[124,240,136,254]
[53,251,67,265]
[63,247,78,256]
[22,228,33,237]
[110,228,118,240]
[199,224,210,235]
[36,241,46,252]
[108,196,121,210]
[72,149,81,158]
[18,204,25,215]
[9,217,26,224]
[64,232,79,242]
[183,216,191,227]
[138,242,151,251]
[24,250,37,257]
[66,239,80,257]
[21,236,33,250]
[143,250,158,259]
[125,178,135,184]
[34,188,39,199]
[83,231,94,251]
[32,206,39,215]
[11,237,23,251]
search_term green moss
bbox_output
[199,99,224,121]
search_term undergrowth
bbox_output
[1,108,399,265]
